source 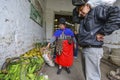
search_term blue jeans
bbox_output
[74,43,78,57]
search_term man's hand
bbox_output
[96,34,105,41]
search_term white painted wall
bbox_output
[0,0,46,67]
[46,0,75,41]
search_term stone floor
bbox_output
[41,52,115,80]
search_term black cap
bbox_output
[59,18,66,24]
[72,0,89,6]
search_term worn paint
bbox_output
[104,30,120,48]
[0,0,46,67]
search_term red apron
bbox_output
[55,40,74,67]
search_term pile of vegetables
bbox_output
[0,42,49,80]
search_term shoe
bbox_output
[57,68,62,74]
[66,68,71,74]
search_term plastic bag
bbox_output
[87,0,116,8]
[42,49,55,67]
[101,0,116,5]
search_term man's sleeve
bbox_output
[96,6,120,35]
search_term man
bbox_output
[72,0,120,80]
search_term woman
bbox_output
[46,18,76,74]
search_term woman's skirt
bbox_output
[55,40,74,67]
